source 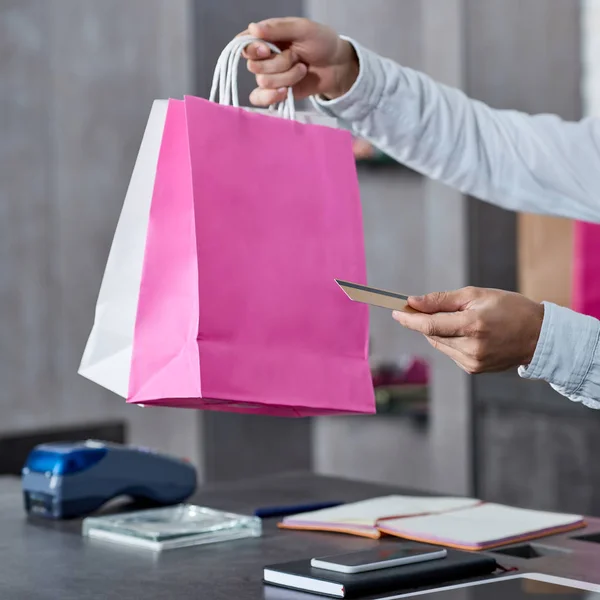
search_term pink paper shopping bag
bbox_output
[572,221,600,320]
[127,93,374,417]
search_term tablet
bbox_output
[390,573,600,598]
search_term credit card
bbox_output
[335,279,418,313]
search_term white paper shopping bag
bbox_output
[79,36,341,404]
[78,100,168,396]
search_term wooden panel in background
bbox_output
[518,214,574,306]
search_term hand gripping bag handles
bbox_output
[79,36,375,417]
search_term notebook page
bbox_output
[282,495,480,527]
[380,503,584,547]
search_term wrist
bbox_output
[325,39,359,100]
[523,302,545,365]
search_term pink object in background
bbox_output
[572,221,600,321]
[127,97,375,417]
[371,357,429,388]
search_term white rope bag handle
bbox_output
[210,35,296,120]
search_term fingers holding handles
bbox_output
[243,40,272,61]
[212,32,296,117]
[240,32,283,104]
[240,18,359,104]
[248,58,307,107]
[240,20,312,107]
[244,18,311,56]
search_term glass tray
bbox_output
[82,504,262,551]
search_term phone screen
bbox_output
[317,545,440,567]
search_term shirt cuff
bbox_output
[310,37,388,124]
[519,301,600,398]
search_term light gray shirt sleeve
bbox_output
[312,40,600,408]
[519,303,600,409]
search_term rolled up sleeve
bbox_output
[311,37,388,124]
[519,302,600,409]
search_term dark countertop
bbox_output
[3,472,600,599]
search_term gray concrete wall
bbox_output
[0,0,203,465]
[306,0,434,491]
[420,0,472,496]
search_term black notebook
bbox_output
[263,549,497,598]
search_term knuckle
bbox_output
[424,321,437,338]
[290,62,307,82]
[247,60,262,74]
[283,49,298,67]
[249,88,271,106]
[259,53,293,75]
[256,74,274,88]
[431,291,446,304]
[470,317,487,337]
[470,340,487,361]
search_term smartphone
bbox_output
[310,544,447,574]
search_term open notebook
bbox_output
[278,495,585,551]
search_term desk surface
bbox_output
[2,472,600,599]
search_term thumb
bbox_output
[249,18,312,43]
[408,289,473,314]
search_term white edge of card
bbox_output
[263,569,344,598]
[338,286,352,300]
[379,573,600,598]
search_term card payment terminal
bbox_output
[22,440,196,519]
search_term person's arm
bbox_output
[519,303,600,409]
[314,39,600,223]
[390,287,600,408]
[241,19,600,406]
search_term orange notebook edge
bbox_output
[277,522,381,539]
[276,500,485,540]
[376,519,586,552]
